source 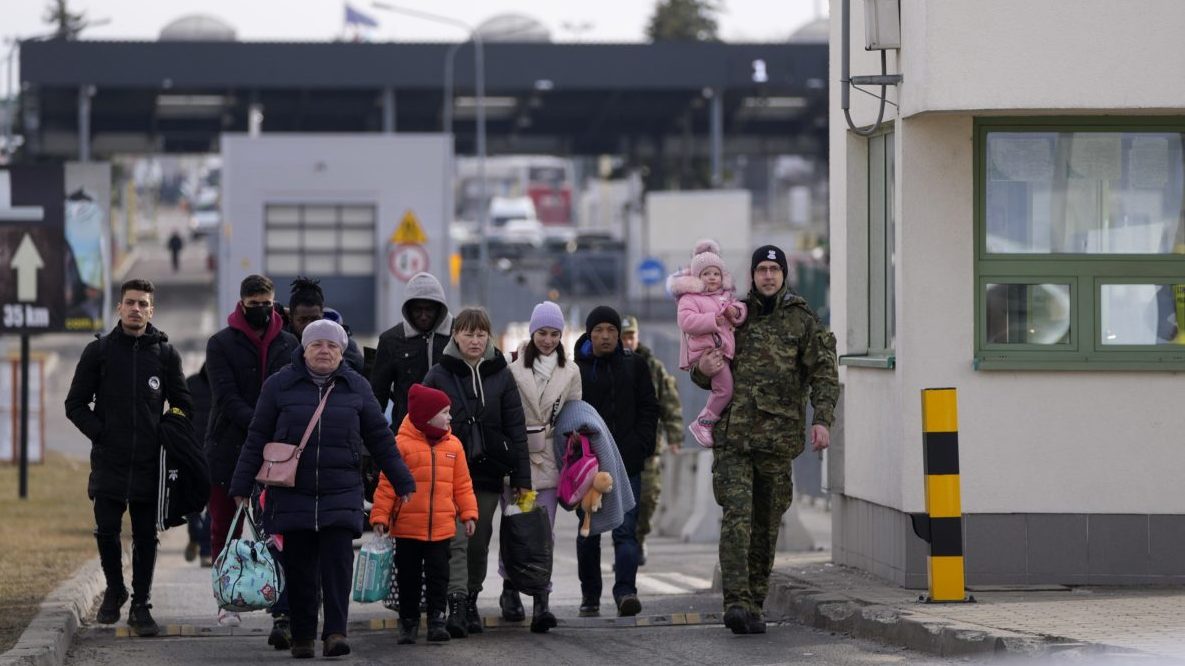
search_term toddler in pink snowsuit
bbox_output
[668,239,748,447]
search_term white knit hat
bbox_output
[301,319,348,350]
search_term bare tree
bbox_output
[43,0,88,40]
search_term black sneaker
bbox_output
[268,615,292,650]
[127,604,160,637]
[747,610,767,634]
[723,605,749,634]
[95,587,128,625]
[578,597,600,617]
[616,594,642,617]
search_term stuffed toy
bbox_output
[579,471,614,537]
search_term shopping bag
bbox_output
[211,504,284,612]
[382,541,430,613]
[500,507,553,596]
[352,533,393,603]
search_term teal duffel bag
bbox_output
[212,504,284,612]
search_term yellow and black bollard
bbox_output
[910,387,973,603]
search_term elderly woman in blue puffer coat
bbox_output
[231,319,414,659]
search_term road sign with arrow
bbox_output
[1,166,66,333]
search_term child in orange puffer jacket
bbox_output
[372,383,478,645]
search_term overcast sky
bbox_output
[6,0,827,43]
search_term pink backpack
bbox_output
[557,433,599,511]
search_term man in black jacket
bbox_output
[572,305,659,618]
[203,274,300,637]
[65,278,193,637]
[369,272,453,429]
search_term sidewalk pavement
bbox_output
[766,550,1185,661]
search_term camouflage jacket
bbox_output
[635,344,685,451]
[710,285,839,459]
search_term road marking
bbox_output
[636,575,686,595]
[652,572,712,591]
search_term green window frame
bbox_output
[974,117,1185,371]
[841,127,896,369]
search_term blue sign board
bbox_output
[637,258,666,286]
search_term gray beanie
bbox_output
[302,319,348,350]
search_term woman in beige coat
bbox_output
[502,301,582,632]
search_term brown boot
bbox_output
[290,639,315,659]
[322,633,350,657]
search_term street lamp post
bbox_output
[371,2,489,306]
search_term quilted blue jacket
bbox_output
[230,352,414,536]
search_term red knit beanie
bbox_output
[408,383,451,440]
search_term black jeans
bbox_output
[93,496,158,605]
[395,537,450,621]
[576,473,642,603]
[283,528,354,641]
[185,510,211,557]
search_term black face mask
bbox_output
[243,304,272,329]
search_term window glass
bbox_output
[984,283,1072,345]
[1100,284,1185,345]
[985,132,1185,254]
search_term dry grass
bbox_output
[0,452,97,652]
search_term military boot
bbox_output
[465,591,483,634]
[723,605,750,634]
[445,592,468,638]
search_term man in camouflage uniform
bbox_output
[693,244,838,635]
[620,315,684,565]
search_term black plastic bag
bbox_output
[500,508,553,596]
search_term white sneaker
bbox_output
[217,609,241,627]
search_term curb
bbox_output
[0,544,130,666]
[764,571,1143,659]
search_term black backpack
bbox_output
[156,410,210,530]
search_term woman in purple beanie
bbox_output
[504,300,582,632]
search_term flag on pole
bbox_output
[345,3,380,28]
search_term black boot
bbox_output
[396,618,418,645]
[723,605,750,635]
[499,581,525,622]
[529,593,557,634]
[445,592,468,638]
[94,533,126,624]
[426,611,450,642]
[130,538,158,611]
[127,603,160,637]
[465,590,483,634]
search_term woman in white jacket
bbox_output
[504,301,582,633]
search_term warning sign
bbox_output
[388,243,430,282]
[390,210,428,245]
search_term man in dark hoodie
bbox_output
[203,274,301,640]
[65,278,193,638]
[573,305,658,618]
[369,272,454,429]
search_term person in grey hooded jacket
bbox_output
[369,272,454,430]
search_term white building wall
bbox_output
[831,0,1185,524]
[900,0,1185,116]
[219,134,451,330]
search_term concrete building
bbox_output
[218,134,451,334]
[829,0,1185,587]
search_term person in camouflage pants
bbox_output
[692,244,838,636]
[620,315,684,565]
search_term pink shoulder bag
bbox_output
[255,383,335,488]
